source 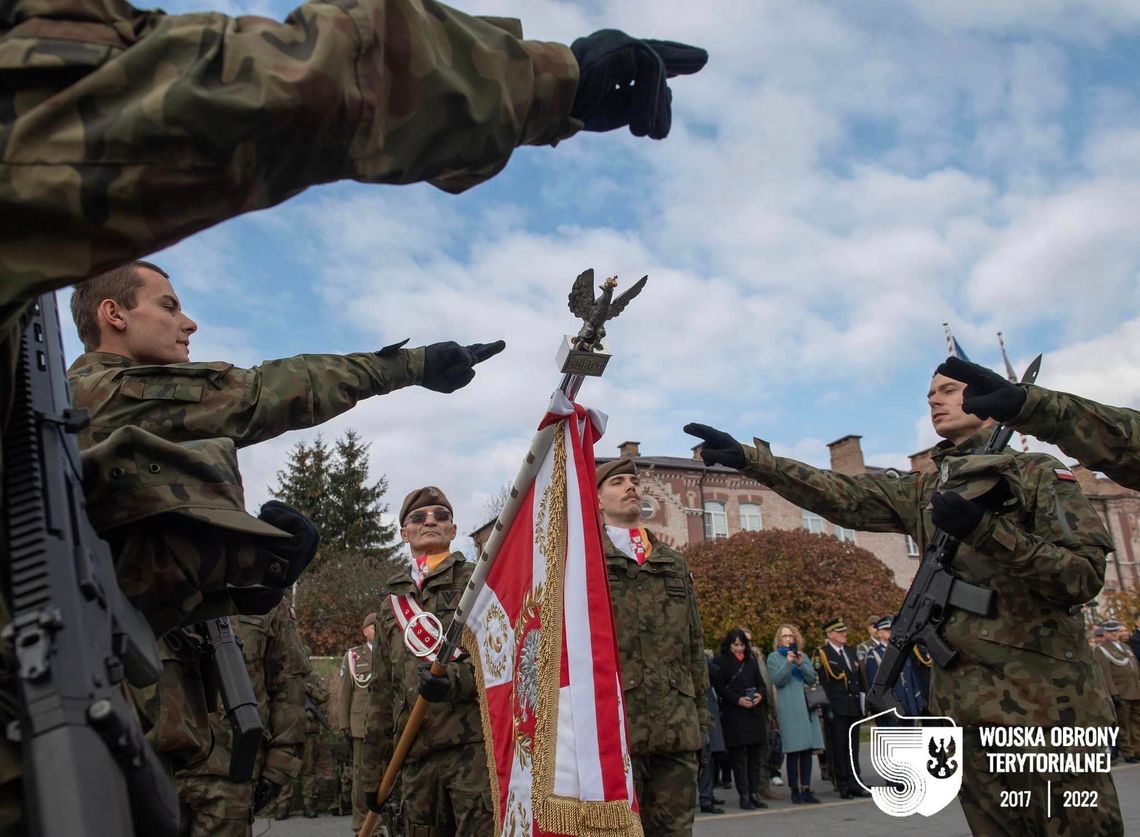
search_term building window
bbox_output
[740,503,762,531]
[906,535,920,557]
[802,510,824,534]
[835,525,856,543]
[704,501,728,539]
[640,499,655,520]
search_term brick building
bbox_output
[471,436,1140,593]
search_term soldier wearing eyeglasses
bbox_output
[360,487,492,836]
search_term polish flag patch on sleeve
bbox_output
[1055,468,1077,481]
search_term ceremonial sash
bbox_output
[388,593,463,662]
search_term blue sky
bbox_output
[63,0,1140,551]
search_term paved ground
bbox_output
[257,760,1140,837]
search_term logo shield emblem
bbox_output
[853,710,963,817]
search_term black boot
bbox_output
[739,795,755,810]
[748,793,769,809]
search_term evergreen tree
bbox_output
[327,429,399,556]
[270,435,335,537]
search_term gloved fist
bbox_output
[421,340,506,393]
[682,423,747,470]
[252,778,281,813]
[570,30,708,139]
[417,662,450,703]
[365,787,385,814]
[257,501,320,587]
[931,491,985,540]
[936,357,1026,422]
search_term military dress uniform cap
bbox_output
[874,615,894,631]
[362,612,377,630]
[81,426,290,538]
[400,486,453,523]
[823,618,848,633]
[1102,620,1124,631]
[1093,627,1106,637]
[596,458,636,487]
[937,453,1018,506]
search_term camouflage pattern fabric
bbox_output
[738,428,1123,834]
[68,350,423,449]
[0,0,579,298]
[603,530,712,754]
[360,552,488,819]
[292,667,331,814]
[400,743,492,836]
[1013,384,1140,491]
[630,751,698,837]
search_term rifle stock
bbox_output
[2,294,178,836]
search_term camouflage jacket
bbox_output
[360,552,482,789]
[740,429,1115,728]
[67,349,422,449]
[603,529,711,755]
[1012,384,1140,491]
[0,0,579,300]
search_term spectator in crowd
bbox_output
[767,624,824,804]
[739,626,781,800]
[698,655,727,814]
[813,618,868,799]
[1091,627,1106,649]
[712,629,770,810]
[855,616,878,664]
[1129,616,1140,661]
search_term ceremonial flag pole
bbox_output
[358,270,647,837]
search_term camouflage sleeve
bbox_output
[305,673,331,704]
[959,455,1111,606]
[682,557,713,734]
[337,651,353,732]
[447,656,479,703]
[261,605,307,785]
[1013,385,1140,491]
[1,0,580,300]
[360,640,394,790]
[79,350,423,447]
[740,438,917,533]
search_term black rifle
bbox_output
[199,617,262,781]
[866,355,1042,716]
[1,293,179,835]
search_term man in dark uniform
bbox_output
[812,619,868,799]
[862,616,924,723]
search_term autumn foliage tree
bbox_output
[685,529,905,653]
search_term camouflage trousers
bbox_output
[631,751,698,837]
[351,735,367,830]
[1116,699,1140,758]
[177,774,253,837]
[399,742,492,837]
[958,728,1123,837]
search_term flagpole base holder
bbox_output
[556,335,610,377]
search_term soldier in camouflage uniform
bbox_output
[595,459,711,837]
[277,647,332,819]
[361,487,491,837]
[939,356,1140,491]
[175,598,310,836]
[341,612,378,832]
[686,367,1125,836]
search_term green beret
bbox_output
[937,453,1018,510]
[81,426,289,539]
[823,618,848,633]
[400,486,453,524]
[596,458,637,488]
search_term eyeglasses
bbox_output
[405,510,452,525]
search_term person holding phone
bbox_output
[711,629,771,810]
[768,624,825,804]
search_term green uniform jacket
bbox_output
[67,350,422,449]
[360,552,482,789]
[338,643,374,739]
[604,530,712,755]
[0,0,580,299]
[740,429,1115,728]
[1012,384,1140,491]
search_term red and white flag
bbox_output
[463,392,641,837]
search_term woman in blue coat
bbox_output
[767,623,825,804]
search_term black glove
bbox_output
[257,501,320,587]
[417,662,450,703]
[421,340,506,393]
[936,356,1026,422]
[365,787,385,814]
[252,778,281,813]
[682,423,746,470]
[570,30,707,139]
[931,491,985,540]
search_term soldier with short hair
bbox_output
[686,364,1125,836]
[1095,620,1140,764]
[340,612,378,832]
[595,458,711,837]
[361,487,491,836]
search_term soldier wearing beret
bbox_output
[361,487,491,836]
[595,458,711,837]
[340,612,378,832]
[811,619,867,798]
[1094,621,1140,764]
[686,365,1124,835]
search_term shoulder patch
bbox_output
[1055,468,1077,482]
